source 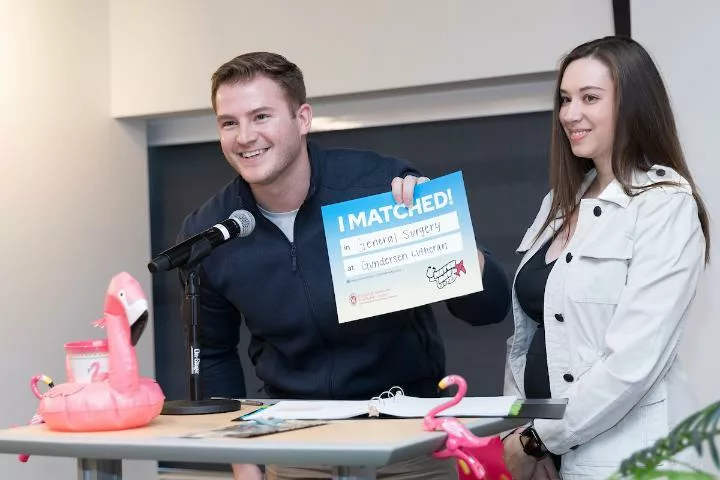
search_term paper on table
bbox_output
[375,395,517,418]
[243,396,518,421]
[243,400,369,420]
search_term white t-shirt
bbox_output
[257,205,298,242]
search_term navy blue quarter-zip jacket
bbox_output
[179,141,510,400]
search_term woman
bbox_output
[502,36,710,479]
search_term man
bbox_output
[179,52,511,479]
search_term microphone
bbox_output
[148,210,255,273]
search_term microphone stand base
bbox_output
[161,399,240,415]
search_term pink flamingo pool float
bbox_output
[423,374,511,480]
[38,272,165,432]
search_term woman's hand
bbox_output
[530,457,559,480]
[503,431,539,480]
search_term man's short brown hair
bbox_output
[210,52,307,113]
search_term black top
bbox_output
[515,240,555,399]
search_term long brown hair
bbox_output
[538,36,710,262]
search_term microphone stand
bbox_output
[160,237,240,415]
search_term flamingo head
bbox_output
[438,375,469,400]
[103,272,149,346]
[438,374,467,392]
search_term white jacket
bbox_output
[504,165,706,478]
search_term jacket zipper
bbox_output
[288,210,333,397]
[290,242,297,271]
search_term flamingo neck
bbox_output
[427,385,465,419]
[103,312,139,393]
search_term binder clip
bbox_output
[423,375,510,480]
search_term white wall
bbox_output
[109,0,613,118]
[0,1,154,478]
[633,1,720,410]
[146,73,558,146]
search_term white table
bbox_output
[0,408,528,480]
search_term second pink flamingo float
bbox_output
[423,374,511,480]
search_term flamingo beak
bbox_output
[438,377,450,390]
[130,310,149,346]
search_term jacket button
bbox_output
[563,373,574,382]
[656,168,666,177]
[593,206,602,217]
[554,313,564,322]
[565,252,573,263]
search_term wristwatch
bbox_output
[519,425,549,458]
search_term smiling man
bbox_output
[179,52,511,480]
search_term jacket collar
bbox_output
[581,169,632,209]
[306,140,324,198]
[517,167,640,254]
[598,182,631,208]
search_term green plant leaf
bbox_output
[617,400,720,477]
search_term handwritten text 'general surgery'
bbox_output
[340,211,460,257]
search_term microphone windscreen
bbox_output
[230,210,256,237]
